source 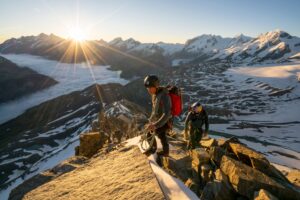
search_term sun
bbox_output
[68,27,87,42]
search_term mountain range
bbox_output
[1,29,300,74]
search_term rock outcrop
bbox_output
[75,132,104,158]
[161,136,300,200]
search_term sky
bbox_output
[1,0,300,44]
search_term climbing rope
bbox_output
[140,130,156,153]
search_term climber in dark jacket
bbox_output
[184,102,209,149]
[144,75,172,156]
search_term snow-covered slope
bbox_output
[168,62,300,169]
[210,30,300,63]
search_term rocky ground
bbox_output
[8,128,300,200]
[10,145,164,200]
[163,135,300,199]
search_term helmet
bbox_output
[191,102,203,113]
[144,75,159,88]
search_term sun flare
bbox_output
[68,27,87,42]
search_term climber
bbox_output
[144,75,172,157]
[184,102,209,149]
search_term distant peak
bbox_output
[255,29,292,40]
[109,37,123,44]
[38,33,48,37]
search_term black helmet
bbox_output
[144,75,159,88]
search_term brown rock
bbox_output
[161,156,191,182]
[191,162,201,184]
[190,148,211,166]
[220,155,300,200]
[200,169,236,200]
[209,146,225,166]
[229,143,289,184]
[200,138,217,148]
[200,164,213,184]
[78,132,103,157]
[286,169,300,188]
[217,137,240,148]
[254,189,279,200]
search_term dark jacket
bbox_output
[149,87,172,128]
[184,109,209,133]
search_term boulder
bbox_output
[220,155,300,200]
[77,132,103,157]
[229,143,290,184]
[190,148,211,166]
[200,138,217,148]
[286,169,300,188]
[185,178,200,196]
[209,146,225,166]
[200,164,213,184]
[254,189,278,200]
[161,155,191,182]
[200,169,236,200]
[217,137,240,148]
[191,162,201,184]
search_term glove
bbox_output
[146,123,156,131]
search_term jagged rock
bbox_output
[254,189,279,200]
[209,146,225,166]
[190,148,211,185]
[161,155,191,182]
[286,169,300,188]
[77,132,103,158]
[185,178,200,196]
[191,162,201,184]
[200,169,236,200]
[200,164,214,185]
[190,148,211,166]
[200,138,217,148]
[229,142,289,184]
[217,137,240,148]
[220,155,300,200]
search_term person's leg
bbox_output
[195,131,202,148]
[156,129,169,156]
[146,132,157,154]
[189,129,196,149]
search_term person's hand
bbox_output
[147,123,156,131]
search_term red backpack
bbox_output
[166,85,183,117]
